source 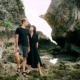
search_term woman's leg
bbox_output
[38,63,43,76]
[27,65,32,73]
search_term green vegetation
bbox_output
[0,19,14,29]
[0,75,18,80]
[17,0,24,11]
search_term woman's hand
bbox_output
[36,42,38,49]
[28,47,30,53]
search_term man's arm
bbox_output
[15,34,19,49]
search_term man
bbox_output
[14,18,30,76]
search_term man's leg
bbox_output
[22,57,27,72]
[14,52,20,72]
[22,46,28,76]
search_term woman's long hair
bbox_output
[31,25,36,34]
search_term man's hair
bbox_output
[21,18,26,24]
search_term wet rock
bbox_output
[73,63,80,69]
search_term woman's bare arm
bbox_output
[36,42,38,48]
[28,36,30,52]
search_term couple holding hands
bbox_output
[14,18,42,77]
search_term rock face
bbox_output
[0,30,14,42]
[0,0,25,25]
[37,31,56,51]
[44,0,80,47]
[37,31,49,40]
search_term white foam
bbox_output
[49,58,58,65]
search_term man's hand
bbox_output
[28,47,30,53]
[15,34,19,53]
[14,46,19,53]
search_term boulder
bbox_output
[44,0,80,47]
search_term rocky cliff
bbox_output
[44,0,80,47]
[0,0,80,80]
[0,0,25,25]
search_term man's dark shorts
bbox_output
[17,45,28,58]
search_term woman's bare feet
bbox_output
[27,69,32,74]
[27,65,32,74]
[39,71,43,76]
[37,63,43,76]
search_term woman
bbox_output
[27,25,43,76]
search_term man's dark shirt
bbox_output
[15,27,29,47]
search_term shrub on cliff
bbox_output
[0,19,14,30]
[16,0,24,11]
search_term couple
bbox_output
[14,18,42,76]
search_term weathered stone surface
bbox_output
[0,0,25,25]
[44,0,80,47]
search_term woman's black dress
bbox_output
[27,33,42,68]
